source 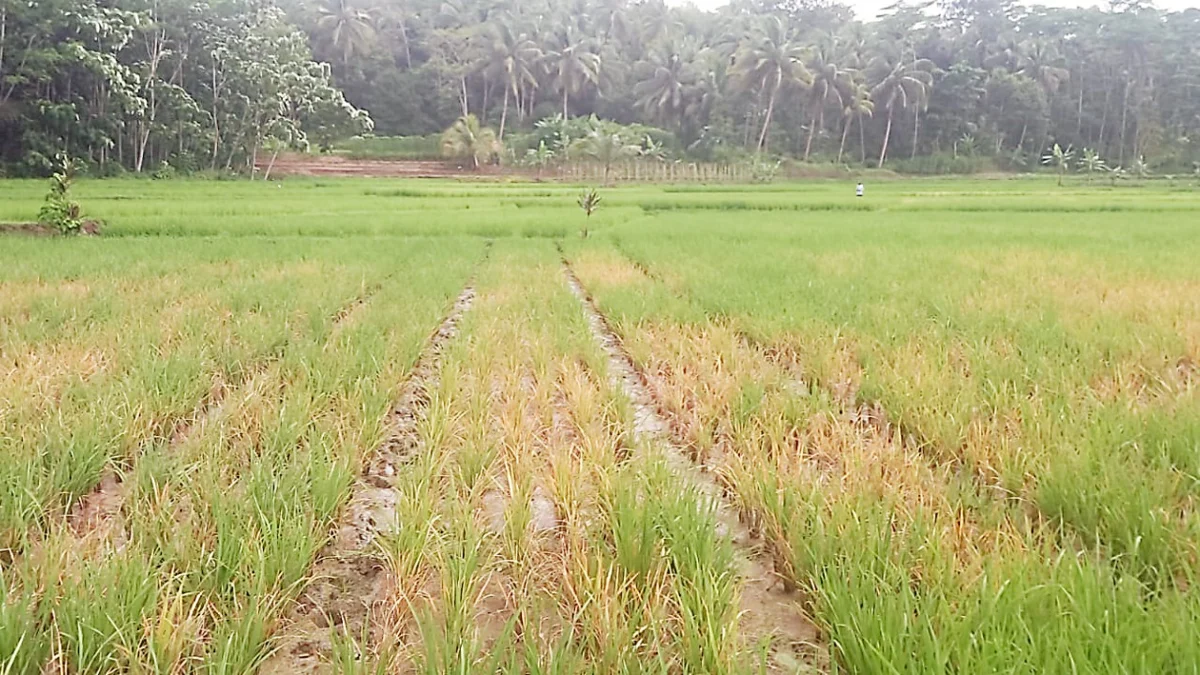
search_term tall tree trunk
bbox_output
[911,106,920,160]
[879,107,894,167]
[757,84,778,153]
[563,87,569,118]
[1098,84,1110,151]
[460,76,469,117]
[804,106,819,160]
[398,19,412,69]
[0,5,7,91]
[1118,77,1130,166]
[859,114,866,164]
[263,146,281,181]
[135,27,166,172]
[1016,122,1027,153]
[499,87,509,140]
[210,69,221,170]
[838,115,851,164]
[481,74,490,123]
[1076,85,1084,138]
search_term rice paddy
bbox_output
[1,177,1197,673]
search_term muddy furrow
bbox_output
[559,258,819,672]
[260,279,479,675]
[62,281,387,554]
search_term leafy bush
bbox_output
[152,161,178,180]
[508,115,678,159]
[750,159,782,183]
[37,155,86,234]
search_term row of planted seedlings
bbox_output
[309,242,804,674]
[564,242,1200,672]
[0,239,359,560]
[617,209,1200,581]
[0,238,481,672]
[609,219,1200,576]
[836,248,1200,577]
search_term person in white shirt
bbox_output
[856,182,864,197]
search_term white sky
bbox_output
[670,0,1200,21]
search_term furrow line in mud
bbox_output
[260,273,482,675]
[61,281,388,555]
[559,256,820,671]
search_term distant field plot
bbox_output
[0,177,1197,673]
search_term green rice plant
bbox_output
[2,177,1200,673]
[328,622,396,675]
[0,568,49,675]
[499,466,534,566]
[413,503,493,674]
[203,595,283,675]
[53,552,157,674]
[605,475,661,584]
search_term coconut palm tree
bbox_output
[317,0,377,64]
[636,0,681,50]
[441,114,499,169]
[543,29,602,118]
[804,39,855,161]
[485,21,541,140]
[595,0,632,45]
[682,63,723,144]
[838,82,874,164]
[634,41,698,130]
[1020,39,1071,97]
[869,53,934,167]
[734,16,811,153]
[376,0,415,69]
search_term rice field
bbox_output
[1,177,1198,673]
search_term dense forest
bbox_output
[2,0,1199,175]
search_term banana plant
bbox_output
[1133,156,1151,183]
[1077,148,1106,182]
[1041,143,1075,186]
[523,141,556,179]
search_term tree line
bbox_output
[2,0,1199,175]
[0,0,371,175]
[287,0,1200,172]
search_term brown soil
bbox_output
[0,223,57,236]
[0,221,101,236]
[259,154,506,179]
[260,280,480,675]
[559,258,822,673]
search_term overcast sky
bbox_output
[670,0,1200,21]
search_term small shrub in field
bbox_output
[750,159,781,183]
[577,188,600,238]
[38,155,85,234]
[152,161,178,180]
